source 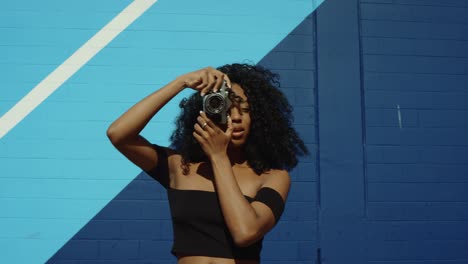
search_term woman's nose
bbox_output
[229,107,242,121]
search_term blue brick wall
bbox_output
[259,13,319,264]
[361,0,468,263]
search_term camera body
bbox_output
[202,81,232,125]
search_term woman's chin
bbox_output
[229,138,246,148]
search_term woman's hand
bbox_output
[193,111,234,159]
[177,67,232,96]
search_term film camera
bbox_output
[202,81,232,125]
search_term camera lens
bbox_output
[208,97,223,109]
[205,94,225,114]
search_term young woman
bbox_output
[107,63,308,263]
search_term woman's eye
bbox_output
[242,108,250,113]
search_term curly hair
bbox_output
[170,63,309,175]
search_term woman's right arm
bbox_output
[106,77,186,172]
[106,67,228,172]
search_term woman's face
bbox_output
[228,83,251,148]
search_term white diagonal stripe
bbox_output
[0,0,157,139]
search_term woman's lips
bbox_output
[232,128,244,138]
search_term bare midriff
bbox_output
[177,255,259,264]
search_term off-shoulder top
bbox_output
[144,145,285,261]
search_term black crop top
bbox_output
[144,145,285,261]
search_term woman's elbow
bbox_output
[233,229,261,247]
[106,125,122,145]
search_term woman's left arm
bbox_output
[210,155,290,247]
[193,112,290,247]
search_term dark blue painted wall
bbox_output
[360,0,468,263]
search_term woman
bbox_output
[107,63,308,263]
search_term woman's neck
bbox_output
[227,146,247,167]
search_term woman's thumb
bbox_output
[225,115,233,136]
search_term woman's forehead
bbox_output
[231,83,248,100]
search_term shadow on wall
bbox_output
[47,12,317,264]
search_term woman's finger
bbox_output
[194,123,209,139]
[213,73,224,93]
[199,111,218,131]
[223,74,232,89]
[193,131,204,144]
[195,82,208,92]
[206,72,217,92]
[196,71,209,94]
[197,115,214,133]
[225,115,233,137]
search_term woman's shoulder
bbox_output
[148,144,183,171]
[260,169,290,187]
[262,168,289,178]
[151,145,180,158]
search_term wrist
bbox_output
[209,153,230,165]
[174,75,189,89]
